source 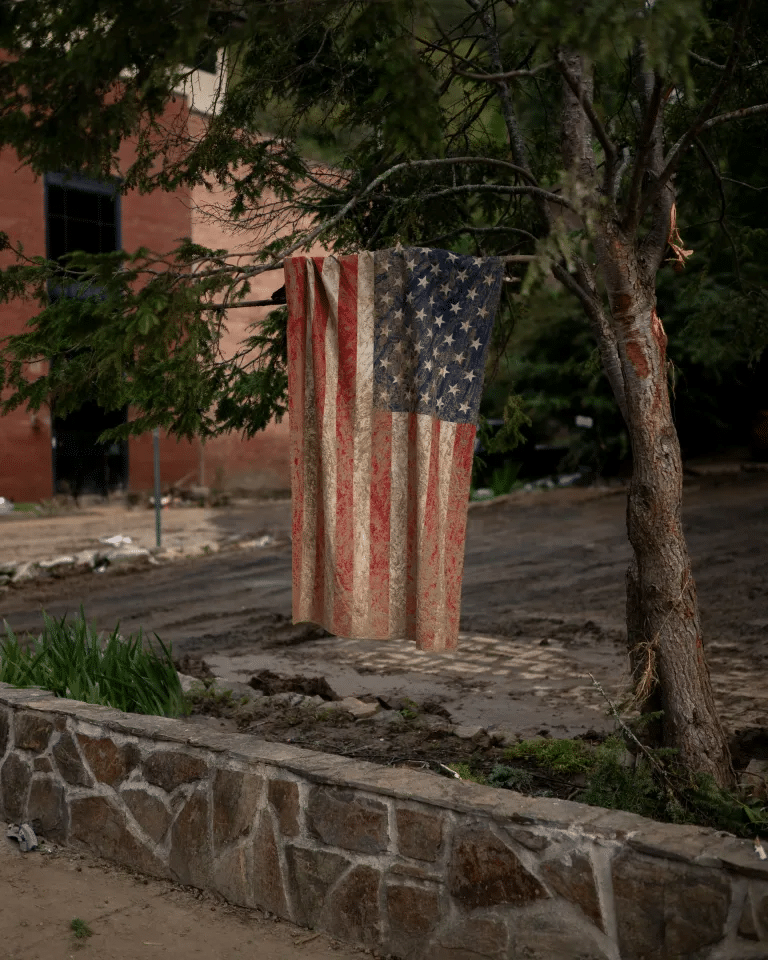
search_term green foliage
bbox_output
[0,610,186,717]
[70,918,92,940]
[578,738,768,837]
[0,0,765,463]
[487,764,534,792]
[447,762,488,785]
[499,734,768,837]
[504,737,596,774]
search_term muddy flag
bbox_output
[284,247,504,651]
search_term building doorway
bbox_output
[45,172,128,496]
[52,402,128,497]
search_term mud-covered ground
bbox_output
[1,472,767,780]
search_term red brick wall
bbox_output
[0,102,198,500]
[0,149,54,501]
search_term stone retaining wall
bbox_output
[1,684,766,960]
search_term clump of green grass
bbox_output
[446,762,488,784]
[70,917,92,939]
[504,737,596,774]
[489,462,522,497]
[0,609,186,717]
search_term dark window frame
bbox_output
[44,172,122,296]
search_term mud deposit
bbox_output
[2,474,767,767]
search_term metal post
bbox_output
[153,428,162,549]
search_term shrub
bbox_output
[0,609,185,717]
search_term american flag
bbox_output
[284,247,503,651]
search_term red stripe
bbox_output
[310,258,330,624]
[368,409,392,637]
[405,413,419,624]
[415,418,442,649]
[333,256,358,635]
[443,423,477,647]
[285,258,306,616]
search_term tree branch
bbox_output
[453,61,554,82]
[465,0,550,226]
[415,183,576,210]
[622,72,664,232]
[688,49,766,71]
[556,50,617,187]
[700,101,768,131]
[638,0,752,219]
[552,259,629,425]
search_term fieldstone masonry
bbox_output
[1,684,767,960]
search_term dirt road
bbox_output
[1,474,767,740]
[0,835,365,960]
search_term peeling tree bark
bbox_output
[555,48,734,785]
[593,222,733,786]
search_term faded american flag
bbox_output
[284,247,503,651]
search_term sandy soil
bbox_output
[0,833,365,960]
[1,473,767,746]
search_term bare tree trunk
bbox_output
[595,224,733,786]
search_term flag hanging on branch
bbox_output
[284,247,503,651]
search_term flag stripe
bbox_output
[388,412,408,637]
[352,252,375,633]
[297,262,320,623]
[435,419,458,644]
[415,416,441,648]
[332,256,358,635]
[308,259,330,624]
[404,412,419,626]
[286,258,306,615]
[318,257,340,630]
[368,409,392,637]
[444,423,477,640]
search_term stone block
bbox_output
[214,843,252,907]
[756,891,768,937]
[396,805,445,862]
[0,753,31,821]
[612,850,731,960]
[169,785,212,887]
[430,916,508,960]
[506,906,612,960]
[122,788,172,845]
[251,813,289,918]
[307,786,388,854]
[212,768,262,849]
[385,882,440,957]
[27,776,65,839]
[51,731,92,787]
[505,826,550,852]
[268,778,300,837]
[448,824,548,909]
[14,713,53,752]
[33,757,52,773]
[541,852,603,930]
[325,697,379,719]
[77,734,138,786]
[70,795,169,878]
[739,895,759,940]
[144,750,208,793]
[0,710,8,755]
[285,845,351,927]
[323,865,381,948]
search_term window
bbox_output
[45,172,119,263]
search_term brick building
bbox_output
[0,59,291,504]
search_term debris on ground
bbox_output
[98,535,133,546]
[0,498,13,515]
[248,669,339,701]
[6,823,39,852]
